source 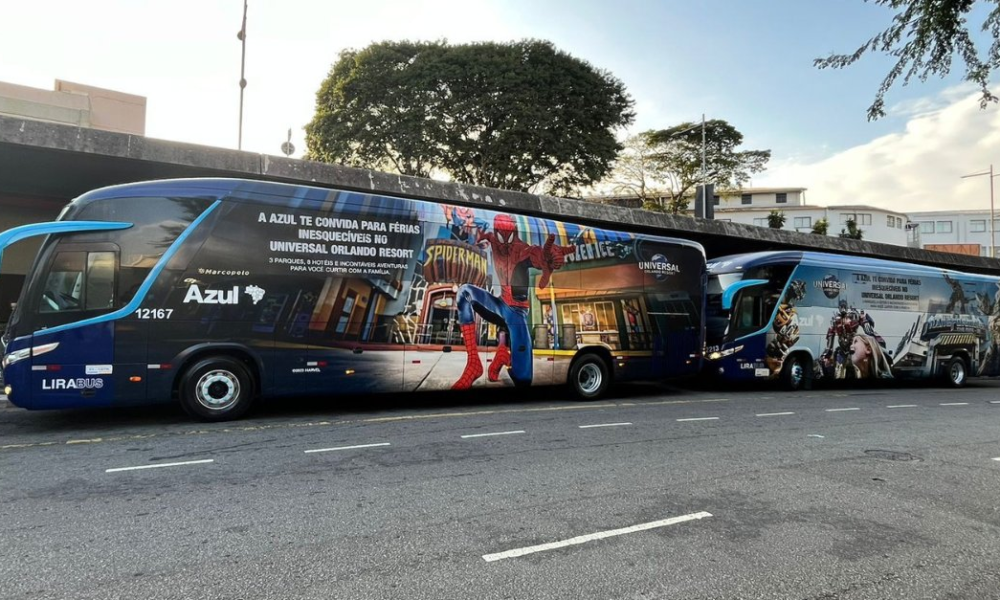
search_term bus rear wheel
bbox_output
[569,354,610,401]
[179,356,255,421]
[780,354,811,392]
[944,356,968,388]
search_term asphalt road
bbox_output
[3,381,1000,600]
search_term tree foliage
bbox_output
[812,218,830,235]
[644,120,771,212]
[815,0,1000,120]
[767,210,786,229]
[605,132,669,205]
[306,40,635,195]
[839,218,865,239]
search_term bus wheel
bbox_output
[569,354,610,400]
[780,355,811,392]
[945,356,967,388]
[179,356,255,421]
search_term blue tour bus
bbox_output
[704,251,1000,390]
[0,178,706,420]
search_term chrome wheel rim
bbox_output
[951,361,965,385]
[195,369,240,411]
[789,362,803,388]
[578,363,603,395]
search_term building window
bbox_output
[776,193,787,204]
[919,221,934,234]
[887,216,895,228]
[971,220,987,233]
[841,213,856,224]
[897,218,904,229]
[752,217,768,227]
[857,213,872,226]
[793,216,812,229]
[741,194,752,205]
[712,195,720,206]
[936,220,953,233]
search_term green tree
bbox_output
[815,0,1000,120]
[767,210,786,229]
[812,218,830,235]
[605,132,670,207]
[645,120,771,213]
[839,218,864,240]
[306,40,635,195]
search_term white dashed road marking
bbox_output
[482,511,713,562]
[106,459,214,473]
[579,422,632,429]
[940,403,969,406]
[887,405,918,409]
[826,408,860,412]
[676,417,719,422]
[304,442,391,454]
[756,412,794,417]
[461,430,526,439]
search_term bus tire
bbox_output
[944,356,968,388]
[569,354,610,401]
[179,356,255,421]
[780,354,811,392]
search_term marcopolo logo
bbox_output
[42,378,104,390]
[184,284,266,305]
[639,254,681,280]
[814,274,846,299]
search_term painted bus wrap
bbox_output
[705,251,1000,387]
[1,179,705,417]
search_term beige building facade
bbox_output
[0,79,145,135]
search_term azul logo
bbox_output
[184,285,266,305]
[814,274,846,299]
[639,254,681,280]
[42,378,104,390]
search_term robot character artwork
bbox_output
[819,300,892,379]
[975,283,1000,375]
[766,279,806,374]
[452,214,576,389]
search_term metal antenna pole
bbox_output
[237,0,248,150]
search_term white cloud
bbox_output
[758,85,1000,212]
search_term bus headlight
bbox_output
[1,348,30,369]
[3,385,10,396]
[707,345,744,361]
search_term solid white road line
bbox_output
[826,408,860,412]
[304,442,391,454]
[579,422,632,429]
[676,417,719,422]
[756,412,794,417]
[105,459,214,473]
[886,404,918,409]
[482,511,713,562]
[461,430,525,439]
[940,402,969,406]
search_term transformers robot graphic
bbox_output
[452,214,576,389]
[819,299,890,379]
[765,279,806,373]
[944,273,969,314]
[975,284,1000,375]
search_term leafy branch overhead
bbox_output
[815,0,1000,120]
[306,40,635,195]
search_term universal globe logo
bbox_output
[815,274,846,299]
[639,253,680,280]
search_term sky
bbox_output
[1,0,999,212]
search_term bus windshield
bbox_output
[708,264,794,344]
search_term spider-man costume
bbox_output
[452,214,576,389]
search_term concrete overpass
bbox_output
[1,114,998,322]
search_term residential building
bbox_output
[908,209,1000,257]
[0,79,146,135]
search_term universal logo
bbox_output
[639,254,680,280]
[184,284,266,305]
[814,274,846,299]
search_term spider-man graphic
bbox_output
[452,214,576,389]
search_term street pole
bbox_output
[961,164,999,258]
[237,0,248,151]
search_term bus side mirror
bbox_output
[721,279,770,311]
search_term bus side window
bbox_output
[39,252,84,313]
[85,252,116,309]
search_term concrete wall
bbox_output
[1,114,1000,276]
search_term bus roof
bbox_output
[69,177,706,254]
[708,250,999,282]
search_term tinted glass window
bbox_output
[39,252,84,313]
[85,252,116,310]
